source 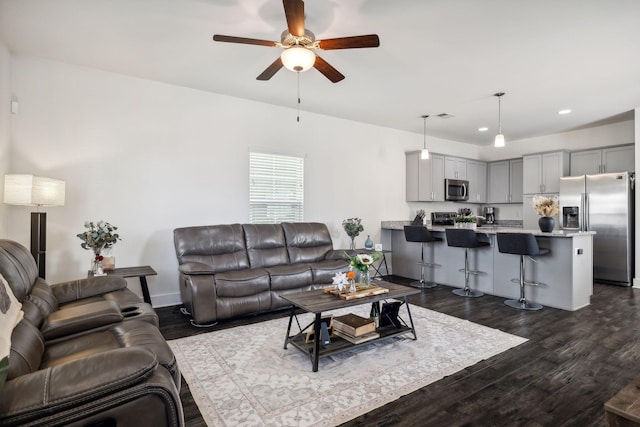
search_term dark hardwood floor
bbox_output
[157,277,640,426]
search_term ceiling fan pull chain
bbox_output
[297,71,301,122]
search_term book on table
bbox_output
[332,313,376,337]
[333,329,380,344]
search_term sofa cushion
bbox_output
[7,321,44,380]
[282,222,334,263]
[174,224,249,273]
[243,224,290,268]
[266,264,312,291]
[0,240,40,302]
[309,259,351,283]
[214,269,271,298]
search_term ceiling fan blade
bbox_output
[314,55,345,83]
[257,57,284,81]
[283,0,305,37]
[318,34,380,50]
[213,34,278,47]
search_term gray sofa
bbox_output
[0,239,183,427]
[173,222,350,325]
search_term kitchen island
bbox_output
[381,221,595,311]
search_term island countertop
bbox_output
[381,220,595,237]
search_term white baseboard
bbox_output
[633,278,640,289]
[150,292,182,308]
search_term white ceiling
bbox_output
[1,0,639,145]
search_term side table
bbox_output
[103,266,157,305]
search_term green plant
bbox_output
[342,218,364,238]
[344,251,382,273]
[77,221,121,254]
[454,216,477,223]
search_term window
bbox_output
[249,152,304,224]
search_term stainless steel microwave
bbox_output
[445,179,469,201]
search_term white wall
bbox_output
[6,55,479,306]
[0,40,10,236]
[5,55,638,304]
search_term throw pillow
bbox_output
[0,273,23,391]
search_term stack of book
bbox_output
[332,313,380,344]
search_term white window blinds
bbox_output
[249,152,304,224]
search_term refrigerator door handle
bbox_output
[583,193,589,231]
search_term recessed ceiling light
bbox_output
[558,109,572,115]
[478,127,489,132]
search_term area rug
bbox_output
[168,305,527,427]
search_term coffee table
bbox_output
[282,281,420,372]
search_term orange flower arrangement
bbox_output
[346,271,356,280]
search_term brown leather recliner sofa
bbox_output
[173,222,350,326]
[0,239,184,427]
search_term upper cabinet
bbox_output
[570,145,635,176]
[487,159,522,204]
[444,156,467,180]
[523,151,569,194]
[406,152,445,202]
[466,160,487,204]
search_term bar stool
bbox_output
[497,233,550,311]
[404,225,442,289]
[445,228,490,297]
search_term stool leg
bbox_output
[452,248,483,298]
[504,255,543,310]
[410,242,437,289]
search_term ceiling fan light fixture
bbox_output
[281,46,316,72]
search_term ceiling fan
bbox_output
[213,0,380,83]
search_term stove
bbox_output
[431,211,457,226]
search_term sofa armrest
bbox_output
[325,249,351,261]
[41,300,124,340]
[179,262,215,275]
[0,347,157,424]
[51,275,128,304]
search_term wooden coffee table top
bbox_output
[282,281,420,314]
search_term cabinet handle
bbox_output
[602,164,605,173]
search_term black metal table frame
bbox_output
[283,294,417,372]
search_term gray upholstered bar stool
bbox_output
[496,232,550,311]
[404,225,442,289]
[445,228,490,297]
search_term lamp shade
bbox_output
[420,148,430,160]
[494,133,505,148]
[280,46,316,72]
[4,174,65,206]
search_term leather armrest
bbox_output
[0,347,157,423]
[179,262,215,275]
[41,300,124,340]
[51,275,128,303]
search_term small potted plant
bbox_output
[454,215,477,230]
[342,218,364,250]
[531,195,559,232]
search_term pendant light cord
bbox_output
[498,95,502,134]
[423,116,427,149]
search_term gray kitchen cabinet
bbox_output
[570,145,634,175]
[406,151,445,202]
[523,151,569,194]
[444,156,467,180]
[488,159,522,204]
[466,160,487,203]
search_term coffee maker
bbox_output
[484,207,496,224]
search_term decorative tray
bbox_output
[323,285,389,300]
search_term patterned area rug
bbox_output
[168,305,527,427]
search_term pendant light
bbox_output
[420,115,430,159]
[494,92,505,147]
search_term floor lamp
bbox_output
[3,174,66,279]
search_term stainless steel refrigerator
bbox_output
[559,172,634,286]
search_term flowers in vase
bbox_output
[77,220,121,255]
[531,195,559,217]
[345,251,381,274]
